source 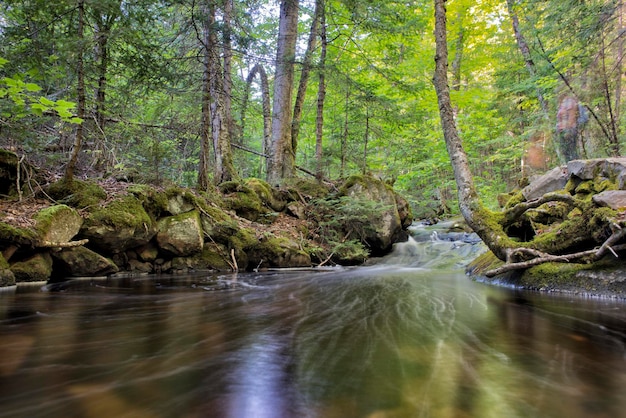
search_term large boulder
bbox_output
[340,175,409,254]
[80,195,157,253]
[51,246,118,277]
[10,252,53,282]
[156,210,204,257]
[34,205,83,244]
[247,235,311,268]
[522,166,569,201]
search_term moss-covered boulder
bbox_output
[0,221,37,251]
[247,235,311,268]
[0,253,15,287]
[170,242,233,272]
[219,181,268,222]
[34,205,83,244]
[245,178,286,211]
[51,246,119,277]
[156,210,204,257]
[163,188,197,215]
[10,252,53,282]
[47,179,107,209]
[80,194,157,253]
[339,175,407,254]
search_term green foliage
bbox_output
[308,195,390,260]
[0,58,81,123]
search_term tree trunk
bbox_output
[267,0,299,185]
[241,63,272,174]
[207,1,237,184]
[197,1,212,190]
[450,7,465,91]
[433,0,513,261]
[506,0,549,115]
[222,0,237,144]
[291,0,322,153]
[65,0,86,184]
[93,8,118,172]
[315,5,327,181]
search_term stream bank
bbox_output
[0,148,412,288]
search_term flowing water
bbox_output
[2,223,626,418]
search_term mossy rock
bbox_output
[219,181,268,222]
[0,221,37,249]
[170,242,233,272]
[10,252,53,282]
[156,210,204,257]
[0,253,15,287]
[163,187,200,215]
[80,194,157,253]
[34,204,83,244]
[247,235,311,268]
[331,240,370,266]
[51,246,119,277]
[47,179,107,209]
[127,184,169,218]
[282,177,332,200]
[246,178,286,211]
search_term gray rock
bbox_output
[522,166,569,201]
[52,246,119,277]
[156,210,204,257]
[34,205,83,244]
[567,158,626,181]
[592,190,626,210]
[10,252,53,282]
[166,192,196,215]
[342,176,407,254]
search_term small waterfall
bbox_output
[376,223,487,270]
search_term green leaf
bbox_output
[25,83,42,92]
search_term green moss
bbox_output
[47,179,106,209]
[502,190,525,209]
[467,250,504,276]
[87,195,152,229]
[283,177,332,199]
[520,262,594,289]
[0,221,37,246]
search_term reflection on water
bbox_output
[1,237,626,417]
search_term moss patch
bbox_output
[47,179,107,209]
[86,194,153,229]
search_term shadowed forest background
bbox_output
[1,0,624,218]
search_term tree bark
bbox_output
[207,1,237,184]
[291,0,322,154]
[315,5,327,181]
[241,63,272,174]
[65,0,86,184]
[267,0,299,185]
[433,0,513,261]
[222,0,237,144]
[198,1,212,190]
[506,0,548,115]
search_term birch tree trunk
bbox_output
[267,0,299,185]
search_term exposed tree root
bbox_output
[485,227,626,277]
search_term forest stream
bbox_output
[1,222,626,418]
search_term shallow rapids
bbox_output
[1,225,626,417]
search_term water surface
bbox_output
[1,235,626,417]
